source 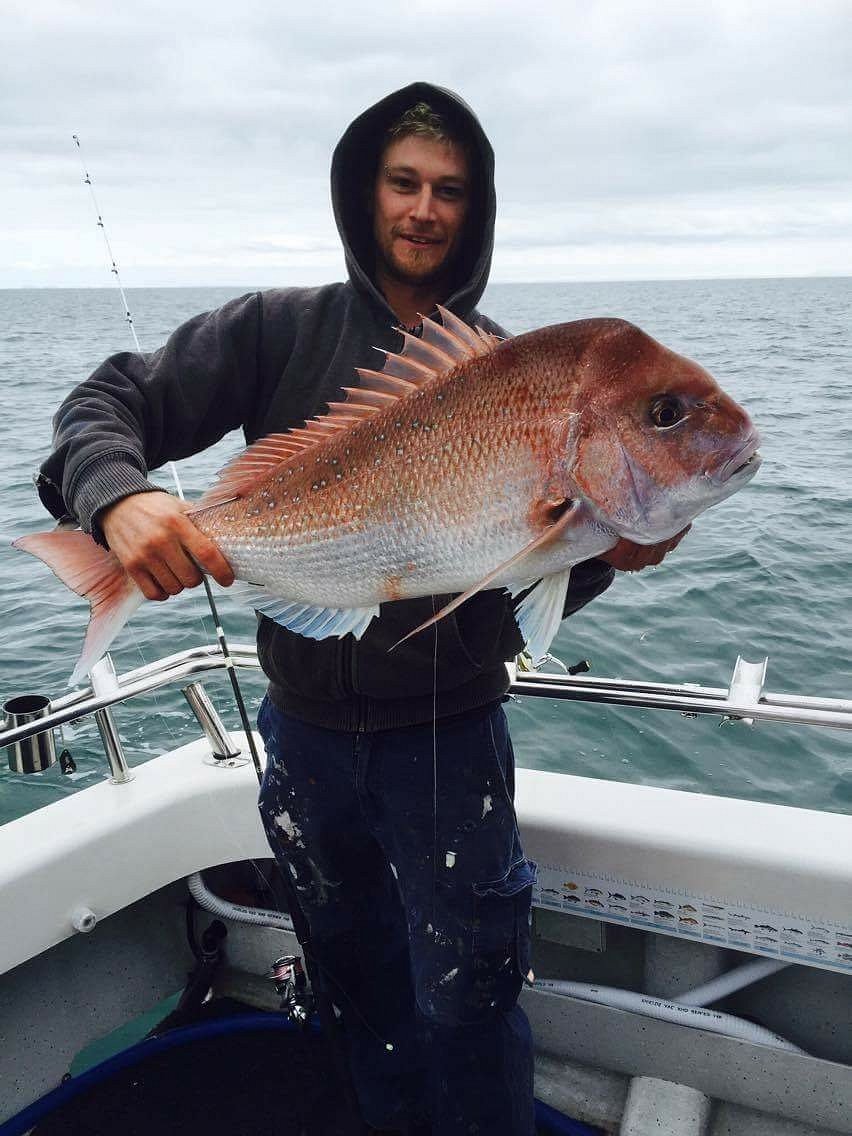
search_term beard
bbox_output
[375,230,462,290]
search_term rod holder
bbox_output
[724,655,769,727]
[182,682,245,765]
[90,656,133,784]
[2,694,57,773]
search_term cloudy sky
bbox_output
[2,0,851,288]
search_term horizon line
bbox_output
[2,270,851,292]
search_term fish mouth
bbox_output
[711,434,762,484]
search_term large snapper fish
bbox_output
[15,309,760,685]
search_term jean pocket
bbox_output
[472,858,537,999]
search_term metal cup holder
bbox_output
[3,694,57,773]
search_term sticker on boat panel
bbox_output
[531,863,852,976]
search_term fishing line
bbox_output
[72,135,142,355]
[72,133,190,752]
[71,133,263,784]
[167,462,263,783]
[431,593,438,928]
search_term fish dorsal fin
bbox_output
[476,326,504,349]
[375,308,502,388]
[418,310,475,361]
[192,432,317,509]
[436,305,488,353]
[354,309,500,393]
[389,309,502,376]
[194,310,500,510]
[435,305,504,356]
[192,392,392,508]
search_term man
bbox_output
[37,84,684,1134]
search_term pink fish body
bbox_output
[15,309,760,685]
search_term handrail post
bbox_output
[181,682,246,765]
[90,656,133,785]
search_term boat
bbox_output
[1,644,850,1134]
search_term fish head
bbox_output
[568,321,761,543]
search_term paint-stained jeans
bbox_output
[257,696,536,1135]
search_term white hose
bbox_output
[534,978,805,1054]
[188,872,801,1054]
[675,958,789,1007]
[187,871,294,932]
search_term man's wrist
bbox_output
[70,454,161,543]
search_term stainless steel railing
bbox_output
[2,644,852,768]
[508,665,852,730]
[1,644,259,751]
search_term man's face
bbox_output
[372,134,470,288]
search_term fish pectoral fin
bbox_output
[509,569,573,665]
[240,586,378,641]
[390,502,579,651]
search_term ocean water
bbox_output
[1,278,850,826]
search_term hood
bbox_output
[331,81,496,320]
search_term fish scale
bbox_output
[200,362,548,607]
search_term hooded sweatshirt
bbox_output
[37,82,613,731]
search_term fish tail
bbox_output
[12,529,143,686]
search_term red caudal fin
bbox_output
[12,529,143,686]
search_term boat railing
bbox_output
[2,644,852,776]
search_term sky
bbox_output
[2,0,851,288]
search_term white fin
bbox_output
[511,569,573,665]
[239,586,378,641]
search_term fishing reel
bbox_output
[269,954,315,1026]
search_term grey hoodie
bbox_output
[37,82,612,730]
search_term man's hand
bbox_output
[600,525,691,573]
[99,492,235,601]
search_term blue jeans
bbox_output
[257,697,536,1135]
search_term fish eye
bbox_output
[649,395,684,429]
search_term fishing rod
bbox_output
[71,134,263,784]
